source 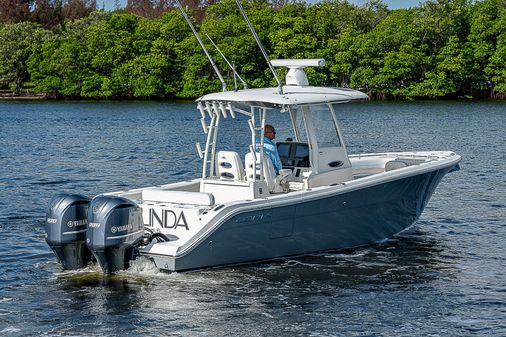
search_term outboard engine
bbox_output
[45,193,92,270]
[86,195,144,273]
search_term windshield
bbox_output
[288,106,308,143]
[306,104,342,148]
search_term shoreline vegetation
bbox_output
[0,0,505,101]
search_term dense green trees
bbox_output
[0,0,504,99]
[0,21,51,93]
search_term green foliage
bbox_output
[481,0,506,96]
[3,0,506,99]
[201,0,276,92]
[28,11,188,98]
[0,22,51,93]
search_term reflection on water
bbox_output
[0,100,505,336]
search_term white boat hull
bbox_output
[140,151,460,271]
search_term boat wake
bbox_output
[123,256,166,277]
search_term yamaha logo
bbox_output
[110,224,133,233]
[66,219,88,228]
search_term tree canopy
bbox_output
[0,0,504,99]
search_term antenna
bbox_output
[174,0,227,92]
[235,0,283,95]
[206,34,248,90]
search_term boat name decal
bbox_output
[67,219,88,228]
[148,208,189,230]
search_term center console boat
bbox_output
[45,3,460,273]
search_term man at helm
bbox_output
[263,124,282,174]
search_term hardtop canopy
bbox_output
[196,86,369,107]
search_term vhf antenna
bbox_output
[235,0,283,95]
[174,0,227,92]
[206,34,248,90]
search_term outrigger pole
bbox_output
[206,34,248,90]
[234,0,283,95]
[174,0,227,92]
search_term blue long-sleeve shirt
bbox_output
[261,137,282,174]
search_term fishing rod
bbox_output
[234,0,283,95]
[174,0,227,92]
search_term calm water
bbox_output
[0,100,505,336]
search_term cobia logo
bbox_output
[235,213,271,223]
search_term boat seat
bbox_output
[216,151,245,181]
[142,189,215,206]
[245,152,291,194]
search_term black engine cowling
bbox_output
[86,195,144,273]
[45,193,92,270]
